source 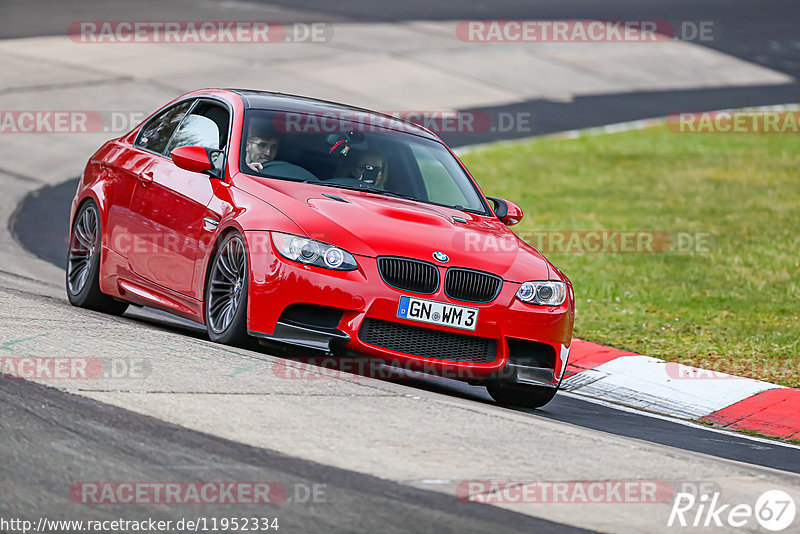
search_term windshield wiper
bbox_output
[454,206,486,215]
[431,203,487,216]
[313,182,420,202]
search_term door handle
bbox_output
[138,170,154,184]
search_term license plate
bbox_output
[396,296,478,331]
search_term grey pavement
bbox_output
[2,2,800,532]
[1,269,799,533]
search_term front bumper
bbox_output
[245,231,574,386]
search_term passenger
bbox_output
[349,149,385,186]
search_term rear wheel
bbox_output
[66,200,128,315]
[486,384,558,409]
[205,232,250,347]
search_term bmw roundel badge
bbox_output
[433,251,449,263]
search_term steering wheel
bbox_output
[258,161,319,181]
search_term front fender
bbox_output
[196,178,306,303]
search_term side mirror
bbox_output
[487,197,523,226]
[171,146,223,179]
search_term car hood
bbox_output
[237,178,553,282]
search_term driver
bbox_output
[245,122,280,172]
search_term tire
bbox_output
[66,200,128,315]
[205,232,251,347]
[486,383,558,409]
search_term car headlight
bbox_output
[271,232,358,271]
[516,281,567,306]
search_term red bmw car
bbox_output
[67,89,574,408]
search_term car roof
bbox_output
[226,89,439,141]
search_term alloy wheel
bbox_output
[207,236,246,333]
[67,205,99,295]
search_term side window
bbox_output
[165,101,230,167]
[135,100,193,155]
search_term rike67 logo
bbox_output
[669,489,796,531]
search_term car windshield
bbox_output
[240,109,488,214]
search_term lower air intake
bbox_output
[358,318,496,363]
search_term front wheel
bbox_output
[205,232,251,347]
[66,200,128,315]
[486,384,558,409]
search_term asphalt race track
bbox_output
[3,1,800,532]
[0,378,591,533]
[10,178,800,476]
[3,0,799,138]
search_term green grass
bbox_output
[461,121,800,387]
[735,427,800,445]
[695,420,800,444]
